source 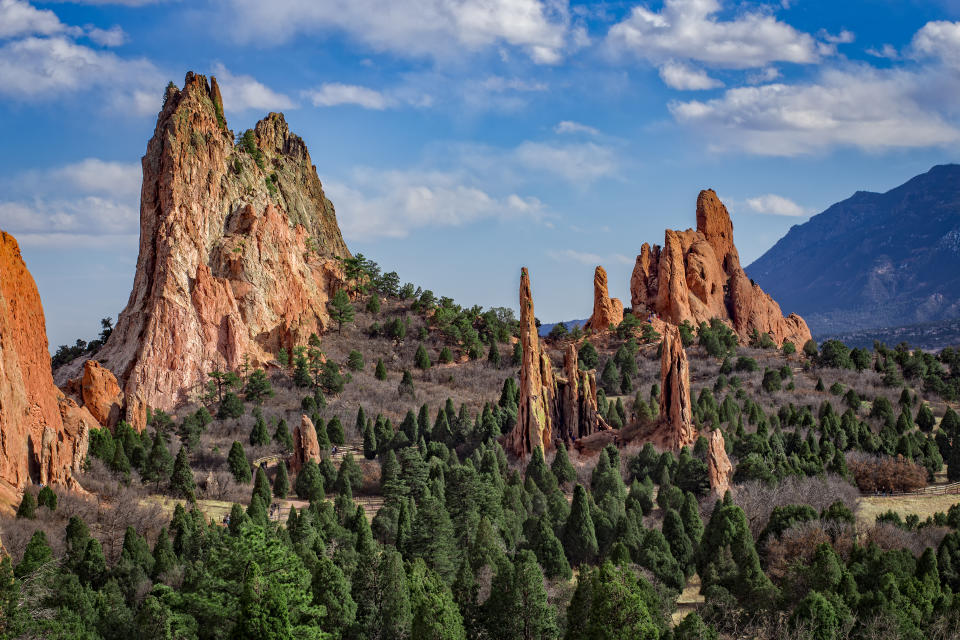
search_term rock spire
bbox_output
[585,266,624,333]
[653,325,696,450]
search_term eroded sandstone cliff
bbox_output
[0,230,88,506]
[78,72,350,412]
[630,190,811,347]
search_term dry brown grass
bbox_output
[858,493,960,528]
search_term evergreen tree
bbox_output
[663,508,695,574]
[579,340,599,369]
[484,550,557,640]
[244,369,273,404]
[415,343,432,370]
[380,549,412,639]
[551,444,576,486]
[399,370,415,398]
[232,562,293,640]
[439,347,454,364]
[328,289,355,334]
[526,515,573,580]
[362,421,378,460]
[273,418,294,452]
[143,430,174,489]
[219,391,245,420]
[36,486,57,511]
[170,447,196,499]
[565,561,663,640]
[327,417,346,446]
[295,460,325,502]
[312,553,356,637]
[253,466,272,505]
[15,492,36,519]
[375,358,388,380]
[270,463,288,499]
[407,492,458,583]
[228,441,252,483]
[15,530,52,578]
[152,527,176,578]
[78,537,107,587]
[347,350,365,372]
[563,485,599,566]
[408,559,467,640]
[249,410,270,446]
[488,342,502,368]
[512,342,522,366]
[600,359,620,394]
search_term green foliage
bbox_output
[37,485,57,511]
[272,462,289,498]
[398,370,415,398]
[563,485,599,566]
[170,447,195,499]
[375,358,388,380]
[228,441,252,483]
[219,391,245,420]
[347,350,364,372]
[294,460,325,502]
[579,341,599,370]
[327,289,355,334]
[566,561,665,640]
[244,369,274,405]
[15,491,36,519]
[16,530,52,578]
[250,410,270,447]
[415,343,432,370]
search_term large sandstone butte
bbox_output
[63,72,351,412]
[0,230,89,507]
[652,325,696,451]
[585,266,624,333]
[506,269,607,459]
[630,190,811,347]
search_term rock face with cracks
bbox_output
[62,72,351,413]
[707,429,733,497]
[629,190,811,347]
[0,230,88,509]
[506,268,608,459]
[653,325,697,451]
[291,415,322,474]
[585,266,624,333]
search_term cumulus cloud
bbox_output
[745,194,808,216]
[548,249,632,265]
[304,83,391,110]
[512,141,617,183]
[215,0,572,64]
[325,169,546,239]
[85,24,126,47]
[606,0,825,69]
[210,63,295,111]
[0,0,71,39]
[554,120,600,135]
[658,60,723,90]
[669,65,960,155]
[911,20,960,68]
[0,158,141,246]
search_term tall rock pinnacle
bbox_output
[585,265,624,333]
[654,324,696,450]
[81,72,351,412]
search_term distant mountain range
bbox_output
[748,164,960,337]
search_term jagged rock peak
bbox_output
[71,72,352,412]
[654,324,696,451]
[629,190,811,347]
[707,429,733,497]
[585,265,624,333]
[0,230,88,509]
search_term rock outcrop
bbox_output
[507,269,608,459]
[585,266,624,333]
[291,414,322,473]
[68,72,350,412]
[81,360,124,428]
[652,325,696,450]
[707,429,733,497]
[0,230,88,507]
[629,190,811,347]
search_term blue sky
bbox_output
[3,0,960,348]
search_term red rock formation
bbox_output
[629,190,811,347]
[707,429,733,497]
[67,72,350,411]
[585,266,624,332]
[507,268,554,459]
[508,269,609,459]
[653,325,696,450]
[291,415,322,474]
[0,230,88,507]
[81,360,124,428]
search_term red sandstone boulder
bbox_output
[291,415,322,473]
[707,429,733,497]
[81,360,124,428]
[585,266,624,332]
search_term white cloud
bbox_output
[216,0,572,64]
[606,0,825,69]
[867,43,899,60]
[554,120,600,135]
[210,63,295,112]
[44,0,166,5]
[0,158,141,247]
[821,29,854,44]
[512,141,617,183]
[325,168,546,239]
[745,194,808,216]
[669,65,960,155]
[480,75,548,92]
[85,24,126,47]
[912,20,960,68]
[305,83,391,110]
[658,60,723,90]
[745,66,781,84]
[0,0,72,39]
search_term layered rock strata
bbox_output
[630,190,811,347]
[0,230,89,505]
[69,72,350,412]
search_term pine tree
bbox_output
[327,416,345,446]
[328,289,355,334]
[488,342,502,368]
[219,391,245,419]
[79,537,107,587]
[552,443,577,487]
[64,515,91,572]
[409,559,467,640]
[527,515,572,580]
[407,492,458,583]
[36,486,57,511]
[152,527,176,578]
[366,293,381,314]
[347,350,365,372]
[379,549,412,639]
[415,343,432,370]
[249,410,270,446]
[312,553,357,636]
[232,562,293,640]
[362,421,378,460]
[170,447,196,499]
[15,530,52,578]
[270,463,290,500]
[375,358,388,380]
[243,369,273,404]
[600,359,620,394]
[253,466,272,505]
[565,561,663,640]
[484,550,557,640]
[663,508,695,575]
[680,492,704,545]
[399,370,415,398]
[273,418,294,452]
[439,346,454,364]
[512,342,522,366]
[295,460,325,502]
[247,494,269,527]
[228,441,252,483]
[15,492,36,519]
[111,439,132,477]
[563,485,599,566]
[143,430,174,489]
